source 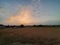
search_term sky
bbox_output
[0,0,60,25]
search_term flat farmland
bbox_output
[0,27,60,45]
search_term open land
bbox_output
[0,27,60,45]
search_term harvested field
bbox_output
[0,27,60,45]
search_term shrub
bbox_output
[20,24,24,27]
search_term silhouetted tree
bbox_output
[20,24,24,27]
[38,25,43,27]
[33,25,37,27]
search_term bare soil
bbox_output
[0,27,60,45]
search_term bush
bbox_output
[20,24,24,27]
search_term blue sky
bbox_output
[0,0,60,25]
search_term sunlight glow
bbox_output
[5,8,33,25]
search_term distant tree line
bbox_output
[33,25,60,27]
[0,24,60,29]
[0,24,24,29]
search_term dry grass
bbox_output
[0,27,60,45]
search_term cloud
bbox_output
[3,0,41,25]
[0,1,23,24]
[4,6,42,25]
[0,0,42,25]
[4,7,33,25]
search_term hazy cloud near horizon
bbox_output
[0,0,60,25]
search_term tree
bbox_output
[20,24,24,27]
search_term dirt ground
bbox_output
[0,27,60,45]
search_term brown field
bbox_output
[0,27,60,45]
